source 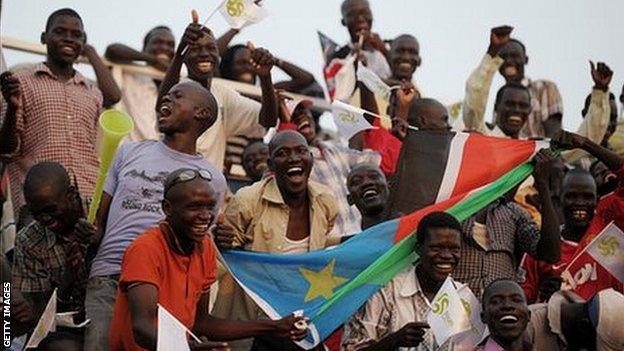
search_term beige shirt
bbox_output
[118,72,160,142]
[225,176,339,253]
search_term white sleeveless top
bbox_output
[283,236,310,254]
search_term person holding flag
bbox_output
[342,211,470,350]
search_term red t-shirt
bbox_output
[109,225,217,351]
[581,164,624,247]
[362,118,402,176]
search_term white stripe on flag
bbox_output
[435,132,469,203]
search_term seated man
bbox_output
[227,140,269,194]
[342,212,466,350]
[525,289,624,351]
[109,168,306,351]
[105,26,176,141]
[475,279,532,351]
[11,162,95,343]
[346,163,390,230]
[455,149,561,298]
[158,20,278,170]
[85,81,226,351]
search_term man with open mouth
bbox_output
[156,18,279,172]
[343,212,473,350]
[105,25,177,142]
[520,130,624,302]
[476,279,531,351]
[212,131,339,350]
[346,163,391,231]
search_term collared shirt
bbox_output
[0,62,102,215]
[225,176,339,252]
[309,140,380,237]
[455,199,541,298]
[342,264,454,351]
[522,77,564,138]
[118,72,160,142]
[11,220,88,308]
[473,337,534,351]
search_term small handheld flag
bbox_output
[218,0,268,29]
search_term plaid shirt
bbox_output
[455,199,540,298]
[522,78,564,138]
[0,63,102,215]
[309,141,380,237]
[12,220,89,309]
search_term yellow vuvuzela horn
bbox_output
[87,109,134,223]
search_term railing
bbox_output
[1,35,331,110]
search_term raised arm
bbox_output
[216,28,240,55]
[248,42,278,128]
[462,26,511,132]
[273,58,316,92]
[555,130,624,172]
[532,149,562,263]
[0,71,22,156]
[82,44,121,108]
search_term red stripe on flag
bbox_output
[450,135,536,198]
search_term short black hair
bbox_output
[508,38,526,55]
[219,44,247,80]
[494,82,531,108]
[482,278,526,305]
[45,8,83,32]
[23,162,70,198]
[341,0,370,16]
[142,25,172,51]
[416,211,461,245]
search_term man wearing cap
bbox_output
[525,288,624,350]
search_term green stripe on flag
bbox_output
[315,161,534,317]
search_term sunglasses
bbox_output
[164,169,212,195]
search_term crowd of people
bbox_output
[1,1,624,350]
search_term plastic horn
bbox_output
[87,109,134,223]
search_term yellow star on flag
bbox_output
[299,259,347,302]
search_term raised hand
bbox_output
[551,130,586,150]
[589,61,613,92]
[532,149,557,188]
[178,12,203,55]
[487,25,513,57]
[396,81,417,108]
[247,42,274,78]
[0,71,22,109]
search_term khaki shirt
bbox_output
[225,176,339,253]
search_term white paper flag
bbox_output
[55,312,91,328]
[25,290,57,349]
[157,304,192,351]
[331,100,374,139]
[357,64,392,100]
[9,334,27,351]
[451,286,487,350]
[426,277,472,346]
[218,0,269,30]
[587,222,624,283]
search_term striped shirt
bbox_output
[0,63,102,216]
[456,199,541,298]
[309,141,380,237]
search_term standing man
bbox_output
[84,81,226,351]
[109,168,306,351]
[105,26,176,141]
[157,20,278,170]
[0,8,121,220]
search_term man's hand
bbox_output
[74,218,97,246]
[359,30,386,53]
[271,314,308,341]
[487,25,513,57]
[538,276,563,302]
[212,214,236,250]
[393,321,430,348]
[11,292,34,325]
[66,242,86,270]
[248,42,274,78]
[0,71,22,109]
[533,149,557,189]
[189,337,230,350]
[396,82,417,108]
[179,21,204,55]
[81,44,98,60]
[590,61,613,92]
[391,117,408,141]
[552,130,586,150]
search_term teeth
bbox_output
[60,46,75,54]
[436,264,452,269]
[156,54,170,61]
[398,62,412,70]
[297,121,310,130]
[572,210,588,219]
[193,224,209,232]
[160,105,171,115]
[508,116,523,124]
[500,315,518,323]
[197,62,213,72]
[255,162,268,171]
[363,189,378,197]
[287,167,303,175]
[504,66,518,76]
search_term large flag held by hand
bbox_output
[220,132,547,349]
[218,0,268,29]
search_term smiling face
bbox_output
[418,227,461,283]
[390,35,421,81]
[269,131,313,196]
[242,142,269,181]
[144,28,175,65]
[157,82,216,136]
[341,0,373,42]
[562,171,597,234]
[291,104,316,144]
[184,31,220,81]
[481,280,530,345]
[495,87,532,138]
[163,178,217,245]
[42,14,86,66]
[347,164,388,216]
[26,184,78,236]
[231,47,255,83]
[498,41,527,82]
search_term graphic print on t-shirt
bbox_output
[120,169,170,214]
